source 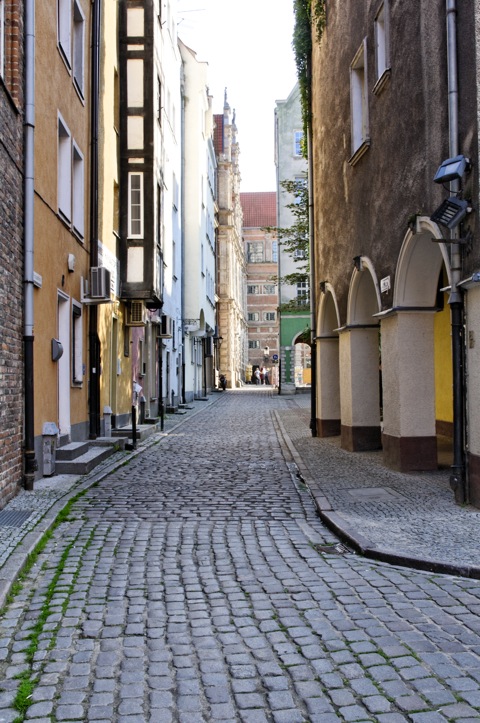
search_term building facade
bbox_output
[214,97,248,388]
[241,192,279,385]
[310,1,479,504]
[0,0,25,503]
[119,0,183,418]
[179,40,217,401]
[274,84,310,393]
[32,0,93,471]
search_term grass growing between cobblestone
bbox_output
[0,489,91,722]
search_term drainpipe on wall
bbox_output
[88,0,101,439]
[306,52,317,437]
[446,0,467,503]
[23,0,37,490]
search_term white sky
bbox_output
[177,0,298,192]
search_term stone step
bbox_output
[111,423,158,442]
[54,445,116,475]
[56,441,90,461]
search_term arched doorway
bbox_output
[381,216,452,470]
[316,284,341,436]
[340,257,382,451]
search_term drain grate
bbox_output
[315,543,350,555]
[0,510,34,528]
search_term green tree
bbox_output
[263,178,309,308]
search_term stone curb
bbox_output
[272,410,480,580]
[0,394,223,610]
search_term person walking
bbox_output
[254,368,261,385]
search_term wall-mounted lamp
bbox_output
[430,197,470,230]
[353,255,363,271]
[67,254,76,272]
[433,154,470,185]
[51,338,64,362]
[319,281,327,294]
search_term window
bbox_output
[139,339,147,376]
[72,303,83,384]
[58,115,72,220]
[249,340,260,349]
[272,241,278,263]
[247,242,264,263]
[296,280,309,305]
[264,312,276,322]
[374,2,390,93]
[294,249,306,260]
[0,0,4,79]
[294,131,303,156]
[73,0,85,96]
[128,172,143,237]
[248,312,260,322]
[350,39,370,163]
[263,284,276,295]
[72,143,84,238]
[247,285,260,295]
[58,0,72,66]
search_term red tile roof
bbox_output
[240,192,277,228]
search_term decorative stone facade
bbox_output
[241,192,279,384]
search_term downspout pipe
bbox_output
[23,0,37,489]
[88,0,101,438]
[306,47,317,436]
[446,0,466,503]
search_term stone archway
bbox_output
[316,284,341,436]
[340,257,382,451]
[381,216,452,471]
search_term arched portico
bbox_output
[340,257,382,451]
[316,284,341,436]
[381,216,452,470]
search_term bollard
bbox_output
[131,405,137,450]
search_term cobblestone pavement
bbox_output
[276,395,480,576]
[1,390,480,722]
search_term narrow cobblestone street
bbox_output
[1,390,480,722]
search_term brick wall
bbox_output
[0,0,25,507]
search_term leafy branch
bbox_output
[263,178,309,288]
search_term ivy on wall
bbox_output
[292,0,326,147]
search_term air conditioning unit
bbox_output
[126,301,147,326]
[89,266,111,299]
[158,314,173,338]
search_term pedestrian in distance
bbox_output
[254,368,261,385]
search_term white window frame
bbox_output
[264,312,276,322]
[248,312,260,322]
[296,280,309,306]
[72,302,83,384]
[272,241,278,263]
[58,114,72,221]
[0,0,5,80]
[72,142,84,238]
[248,340,260,349]
[349,39,370,164]
[73,0,85,97]
[247,242,264,263]
[128,172,144,238]
[247,285,260,295]
[263,284,276,295]
[294,130,303,156]
[374,1,390,94]
[58,0,72,67]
